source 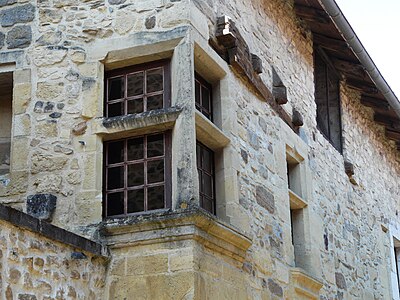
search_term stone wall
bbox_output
[0,0,399,298]
[0,204,107,299]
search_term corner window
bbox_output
[196,142,215,214]
[0,71,13,176]
[195,73,213,121]
[104,132,171,217]
[105,60,171,118]
[314,50,342,152]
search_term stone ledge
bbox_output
[93,107,182,140]
[101,207,252,262]
[0,203,108,257]
[195,110,230,150]
[290,268,323,299]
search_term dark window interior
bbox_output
[196,142,215,214]
[314,51,342,152]
[0,72,13,176]
[105,60,170,118]
[195,74,213,121]
[104,132,170,217]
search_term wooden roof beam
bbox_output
[361,96,389,110]
[294,4,331,24]
[346,79,379,94]
[313,34,349,53]
[386,128,400,141]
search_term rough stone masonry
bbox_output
[0,0,399,299]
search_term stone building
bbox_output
[1,0,400,298]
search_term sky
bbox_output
[334,0,400,98]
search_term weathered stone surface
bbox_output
[0,32,4,48]
[27,194,57,221]
[255,186,275,213]
[145,16,156,29]
[267,279,283,297]
[0,4,35,27]
[37,31,62,46]
[6,26,32,49]
[335,272,347,290]
[0,0,16,6]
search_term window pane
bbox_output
[328,73,342,151]
[195,81,201,105]
[108,77,124,101]
[196,144,201,166]
[147,185,164,210]
[127,72,144,97]
[202,148,213,173]
[203,173,213,198]
[107,166,124,190]
[128,163,144,187]
[147,68,163,93]
[107,102,124,117]
[127,137,144,161]
[128,98,143,114]
[147,159,164,184]
[202,197,214,214]
[128,189,144,213]
[201,85,211,112]
[107,192,124,216]
[147,94,163,111]
[107,141,124,165]
[147,134,164,158]
[314,53,329,137]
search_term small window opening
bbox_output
[195,73,213,121]
[0,72,13,176]
[196,141,215,214]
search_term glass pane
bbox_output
[107,192,124,216]
[201,85,211,111]
[202,148,213,173]
[107,141,124,165]
[147,68,163,93]
[202,197,214,214]
[107,102,124,117]
[328,72,342,151]
[147,134,164,158]
[108,77,124,101]
[147,185,164,210]
[147,94,163,111]
[314,54,329,137]
[147,159,164,184]
[127,137,144,161]
[203,173,213,197]
[196,144,201,166]
[107,166,124,190]
[195,81,201,105]
[128,163,144,187]
[128,98,143,114]
[127,72,144,97]
[128,189,144,213]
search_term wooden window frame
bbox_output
[103,131,172,218]
[314,48,343,153]
[195,73,213,121]
[104,59,171,118]
[196,141,216,215]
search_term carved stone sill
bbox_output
[290,268,323,300]
[101,207,252,262]
[195,111,230,150]
[93,107,182,140]
[289,189,307,209]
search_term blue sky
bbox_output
[335,0,400,98]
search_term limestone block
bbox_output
[6,25,32,49]
[114,10,137,35]
[35,120,58,137]
[31,152,68,174]
[0,4,35,27]
[32,47,67,67]
[13,83,31,114]
[10,137,29,171]
[36,82,64,100]
[126,254,168,275]
[13,114,31,136]
[34,174,62,193]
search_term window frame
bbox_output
[103,131,172,218]
[196,141,216,215]
[313,48,343,153]
[104,59,171,118]
[195,72,213,122]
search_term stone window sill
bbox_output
[195,110,230,151]
[289,189,307,209]
[93,107,182,141]
[101,207,252,262]
[290,267,323,299]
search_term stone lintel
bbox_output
[195,111,230,150]
[0,203,108,257]
[291,268,323,299]
[93,107,182,140]
[102,208,252,262]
